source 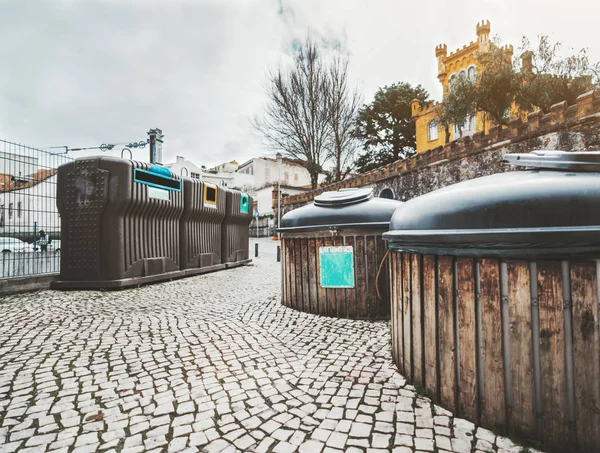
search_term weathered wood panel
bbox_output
[423,255,438,401]
[479,259,505,430]
[355,236,367,319]
[438,256,456,413]
[377,236,390,318]
[333,236,345,318]
[298,238,308,313]
[457,258,477,421]
[294,238,303,312]
[411,253,424,388]
[289,239,297,309]
[307,239,318,315]
[315,237,327,315]
[366,236,377,318]
[507,261,535,438]
[571,262,600,453]
[345,236,357,319]
[281,239,287,306]
[402,253,412,380]
[537,261,568,449]
[390,252,399,365]
[281,231,390,320]
[322,236,336,317]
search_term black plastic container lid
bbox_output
[279,188,402,232]
[504,150,600,171]
[384,150,600,259]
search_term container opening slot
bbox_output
[134,169,181,191]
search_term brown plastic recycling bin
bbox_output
[279,188,402,319]
[384,151,600,453]
[221,188,253,268]
[180,178,226,275]
[53,157,185,289]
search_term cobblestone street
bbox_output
[0,239,541,453]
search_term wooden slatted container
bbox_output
[280,188,402,320]
[384,151,600,453]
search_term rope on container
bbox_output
[375,248,391,300]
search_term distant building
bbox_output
[411,21,521,153]
[163,154,312,196]
[236,155,311,188]
[164,156,203,180]
[209,160,239,173]
[0,166,59,234]
[253,184,308,218]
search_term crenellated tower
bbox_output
[476,20,491,53]
[435,44,448,77]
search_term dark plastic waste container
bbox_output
[221,189,253,268]
[383,150,600,453]
[53,157,185,289]
[279,188,402,319]
[180,179,226,275]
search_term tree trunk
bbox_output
[310,171,319,190]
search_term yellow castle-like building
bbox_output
[411,21,515,153]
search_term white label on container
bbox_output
[148,187,170,201]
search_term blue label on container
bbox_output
[149,165,172,177]
[319,246,355,288]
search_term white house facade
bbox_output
[0,174,60,235]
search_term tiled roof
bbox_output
[0,168,57,193]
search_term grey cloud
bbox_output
[0,0,598,168]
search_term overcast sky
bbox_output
[1,0,599,169]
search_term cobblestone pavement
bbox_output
[0,240,543,453]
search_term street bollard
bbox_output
[255,243,258,257]
[277,245,281,262]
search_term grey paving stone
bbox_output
[0,242,547,453]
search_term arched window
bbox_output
[379,188,394,199]
[448,74,456,91]
[459,70,467,79]
[428,121,439,141]
[468,66,476,82]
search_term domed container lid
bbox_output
[279,188,403,233]
[383,150,600,259]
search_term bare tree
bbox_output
[253,38,330,189]
[325,55,362,182]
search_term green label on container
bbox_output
[319,246,355,288]
[240,193,249,214]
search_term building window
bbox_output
[459,70,467,79]
[191,172,201,179]
[265,167,270,182]
[8,203,13,219]
[284,172,289,184]
[468,66,476,82]
[294,173,298,183]
[454,115,476,137]
[428,121,439,141]
[448,74,456,91]
[379,188,394,199]
[17,202,21,218]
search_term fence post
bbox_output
[277,245,281,262]
[255,243,258,258]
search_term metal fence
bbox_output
[249,217,276,238]
[0,139,72,278]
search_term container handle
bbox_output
[121,148,132,160]
[375,249,391,300]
